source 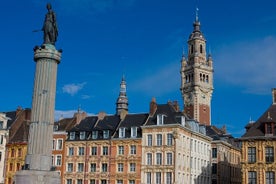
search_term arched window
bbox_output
[206,75,209,83]
[191,45,194,54]
[200,44,203,53]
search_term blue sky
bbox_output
[1,0,276,137]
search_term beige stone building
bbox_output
[141,99,211,184]
[207,126,241,184]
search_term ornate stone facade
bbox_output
[240,89,276,184]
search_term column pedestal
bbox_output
[15,170,60,184]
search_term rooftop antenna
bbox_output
[78,104,81,113]
[196,7,199,22]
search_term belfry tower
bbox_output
[180,10,214,126]
[116,76,129,115]
[15,3,61,184]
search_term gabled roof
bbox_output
[145,103,184,126]
[242,104,276,138]
[113,113,148,138]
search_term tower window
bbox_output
[200,44,203,53]
[190,45,194,54]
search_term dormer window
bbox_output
[69,132,75,140]
[119,127,126,138]
[181,116,185,126]
[157,114,165,125]
[80,131,86,140]
[131,127,137,138]
[92,131,98,139]
[0,121,3,129]
[266,123,273,134]
[53,125,58,131]
[103,130,109,139]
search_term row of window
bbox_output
[69,126,139,140]
[8,162,21,172]
[10,148,23,158]
[66,179,136,184]
[68,145,137,156]
[147,133,173,146]
[145,172,172,184]
[67,162,137,173]
[184,73,209,84]
[146,152,173,165]
[52,139,63,150]
[248,147,274,163]
[52,155,62,166]
[248,171,274,184]
[119,127,138,138]
[69,130,110,140]
[189,44,204,55]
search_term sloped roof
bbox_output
[8,121,29,143]
[145,103,184,126]
[113,113,148,138]
[4,111,17,128]
[55,117,77,131]
[70,116,98,131]
[242,104,276,138]
[95,115,120,131]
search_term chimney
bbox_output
[74,111,87,124]
[98,112,107,121]
[173,101,180,112]
[272,88,276,104]
[16,106,23,117]
[25,108,31,121]
[149,97,157,116]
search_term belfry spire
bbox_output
[116,75,128,115]
[180,9,214,126]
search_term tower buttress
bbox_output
[180,11,214,126]
[116,76,128,115]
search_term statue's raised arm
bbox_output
[42,3,58,45]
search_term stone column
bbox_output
[15,44,61,184]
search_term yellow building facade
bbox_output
[240,89,276,184]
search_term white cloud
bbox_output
[55,109,95,121]
[215,36,276,94]
[55,110,77,120]
[62,82,86,96]
[131,62,180,96]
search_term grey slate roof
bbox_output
[4,111,17,128]
[242,104,276,138]
[70,116,98,131]
[113,113,148,138]
[145,103,185,126]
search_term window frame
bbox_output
[248,147,256,163]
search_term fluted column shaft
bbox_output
[26,44,61,171]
